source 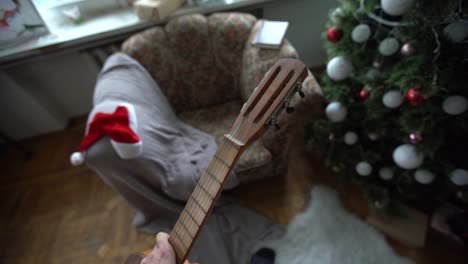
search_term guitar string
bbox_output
[173,65,302,260]
[172,118,242,256]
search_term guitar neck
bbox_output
[169,135,243,263]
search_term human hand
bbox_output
[141,233,176,264]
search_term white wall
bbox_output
[1,51,98,139]
[263,0,338,67]
[0,71,67,139]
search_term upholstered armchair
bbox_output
[120,12,321,184]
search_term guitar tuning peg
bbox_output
[298,90,305,98]
[268,115,280,130]
[296,81,305,98]
[286,106,295,113]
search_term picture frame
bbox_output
[0,0,49,49]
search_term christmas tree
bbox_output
[306,0,468,210]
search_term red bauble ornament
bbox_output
[359,89,370,100]
[405,87,426,106]
[327,26,343,43]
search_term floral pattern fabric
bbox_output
[178,101,273,182]
[122,13,256,113]
[120,12,323,183]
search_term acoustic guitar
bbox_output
[126,58,308,264]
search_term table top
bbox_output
[0,0,273,65]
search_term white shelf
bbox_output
[0,0,273,65]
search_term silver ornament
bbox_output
[352,24,371,43]
[366,69,380,80]
[379,167,394,180]
[443,22,468,43]
[356,161,373,176]
[325,102,347,122]
[381,0,415,16]
[442,95,468,115]
[382,90,404,108]
[379,38,400,56]
[331,7,344,24]
[392,144,424,169]
[327,56,353,81]
[344,131,358,145]
[450,169,468,186]
[414,169,435,184]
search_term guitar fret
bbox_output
[206,171,222,184]
[185,207,201,226]
[214,155,230,167]
[172,229,188,250]
[181,211,199,231]
[198,184,214,199]
[187,203,204,227]
[177,226,194,249]
[207,176,221,191]
[179,216,195,237]
[191,194,207,214]
[170,235,185,257]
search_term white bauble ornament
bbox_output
[381,0,415,16]
[331,7,344,24]
[325,102,347,122]
[327,56,353,81]
[344,131,358,145]
[443,22,468,43]
[414,169,435,184]
[356,161,373,176]
[366,69,380,80]
[378,38,400,56]
[450,169,468,186]
[379,167,394,180]
[442,95,468,115]
[392,144,424,169]
[382,90,404,108]
[352,24,371,43]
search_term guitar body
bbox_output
[125,58,308,264]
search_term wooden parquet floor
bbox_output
[0,117,467,264]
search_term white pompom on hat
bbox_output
[70,102,142,166]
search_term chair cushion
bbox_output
[178,101,272,173]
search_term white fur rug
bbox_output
[264,186,414,264]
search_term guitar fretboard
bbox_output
[169,135,242,263]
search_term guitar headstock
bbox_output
[228,58,308,146]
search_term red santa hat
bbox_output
[70,102,142,166]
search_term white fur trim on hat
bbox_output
[111,140,143,159]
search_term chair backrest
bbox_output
[122,13,257,113]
